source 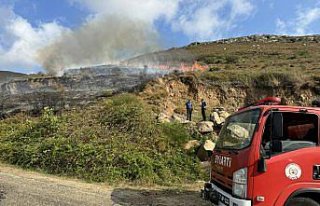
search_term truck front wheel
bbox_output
[286,197,320,206]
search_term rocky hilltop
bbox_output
[189,34,320,46]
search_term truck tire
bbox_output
[287,197,320,206]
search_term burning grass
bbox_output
[0,94,204,185]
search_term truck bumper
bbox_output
[201,182,252,206]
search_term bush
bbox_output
[160,123,191,146]
[199,55,239,64]
[200,56,224,64]
[296,50,309,58]
[0,95,205,185]
[99,94,155,136]
[225,55,239,64]
[254,71,301,88]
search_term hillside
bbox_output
[126,34,320,70]
[0,65,167,117]
[0,35,320,186]
[0,71,26,83]
[131,35,320,121]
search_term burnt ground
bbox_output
[0,164,209,206]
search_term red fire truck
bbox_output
[202,97,320,206]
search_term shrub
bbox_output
[254,71,301,89]
[200,56,224,64]
[99,94,156,137]
[0,94,204,185]
[225,55,239,64]
[160,123,192,146]
[296,50,309,58]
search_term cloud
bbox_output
[69,0,180,23]
[295,7,320,34]
[70,0,254,41]
[171,0,254,40]
[0,6,67,72]
[276,5,320,35]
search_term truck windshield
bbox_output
[216,109,260,150]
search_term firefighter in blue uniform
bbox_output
[186,100,193,121]
[201,99,207,121]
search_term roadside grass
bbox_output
[0,94,205,185]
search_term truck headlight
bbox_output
[232,168,247,199]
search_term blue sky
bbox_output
[1,0,320,73]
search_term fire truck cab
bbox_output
[202,97,320,206]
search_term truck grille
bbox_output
[211,180,232,195]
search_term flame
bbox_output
[148,61,208,72]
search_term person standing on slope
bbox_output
[186,100,193,121]
[201,99,207,121]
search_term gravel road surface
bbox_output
[0,164,209,206]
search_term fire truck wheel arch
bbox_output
[284,189,320,206]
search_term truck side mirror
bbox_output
[272,112,283,138]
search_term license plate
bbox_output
[218,192,230,206]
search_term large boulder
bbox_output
[211,111,223,125]
[197,121,214,133]
[197,140,216,162]
[210,107,230,126]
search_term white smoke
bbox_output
[37,14,160,75]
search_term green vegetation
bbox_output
[0,94,204,185]
[198,68,306,88]
[199,55,239,65]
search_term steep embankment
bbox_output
[140,72,319,121]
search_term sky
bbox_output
[1,0,320,74]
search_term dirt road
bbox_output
[0,164,209,206]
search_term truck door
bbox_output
[252,111,319,206]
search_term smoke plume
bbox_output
[37,15,160,75]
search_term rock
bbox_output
[218,111,230,119]
[157,113,171,123]
[210,107,230,126]
[172,113,185,123]
[183,140,200,150]
[203,140,215,150]
[210,112,223,125]
[197,140,216,162]
[197,121,214,133]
